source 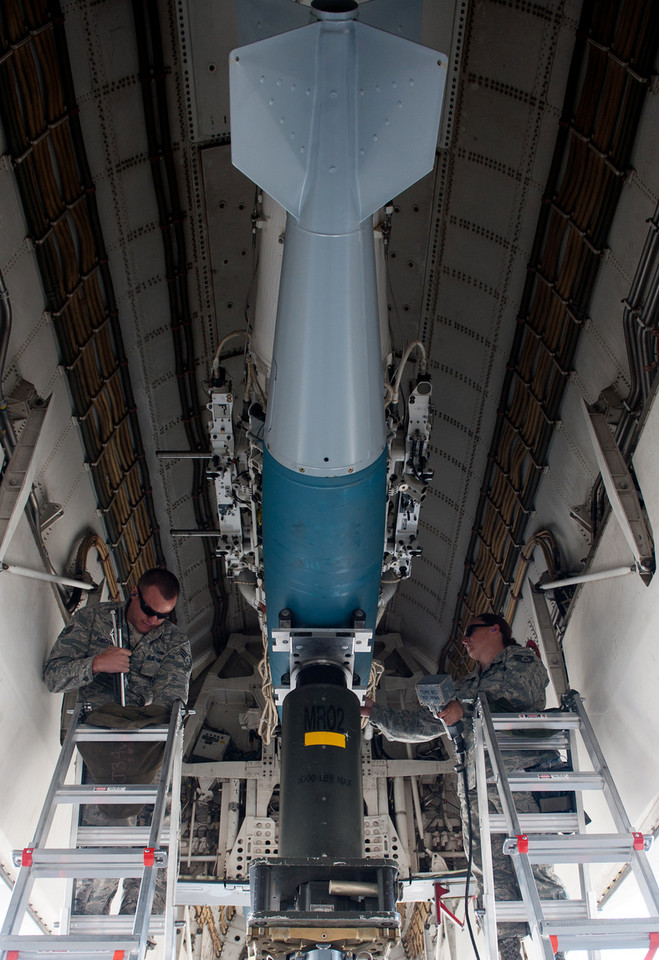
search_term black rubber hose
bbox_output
[460,752,482,960]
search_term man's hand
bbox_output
[437,699,463,725]
[92,646,131,674]
[360,696,374,718]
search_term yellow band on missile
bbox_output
[304,731,346,748]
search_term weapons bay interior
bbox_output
[0,0,657,958]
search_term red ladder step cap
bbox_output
[517,835,529,854]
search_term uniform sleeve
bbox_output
[369,703,446,742]
[453,675,476,703]
[43,607,99,693]
[150,632,192,707]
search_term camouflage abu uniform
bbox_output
[370,644,566,943]
[43,601,191,915]
[43,600,192,708]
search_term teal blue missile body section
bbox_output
[262,447,387,692]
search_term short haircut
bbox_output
[471,612,515,646]
[138,568,180,602]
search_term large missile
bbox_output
[230,1,447,690]
[230,3,447,954]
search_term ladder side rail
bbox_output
[27,702,84,846]
[164,711,185,960]
[62,744,85,936]
[478,697,556,960]
[0,703,85,938]
[133,866,161,960]
[147,701,184,850]
[0,864,36,943]
[474,705,499,960]
[567,692,659,915]
[566,723,592,903]
[568,724,601,960]
[133,701,185,958]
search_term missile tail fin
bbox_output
[230,26,316,220]
[230,21,447,224]
[352,24,447,220]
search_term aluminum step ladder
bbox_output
[0,700,185,960]
[473,689,659,960]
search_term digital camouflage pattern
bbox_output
[72,876,165,917]
[43,601,192,709]
[370,643,566,953]
[73,804,166,916]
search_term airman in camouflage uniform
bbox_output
[43,573,191,710]
[43,568,191,917]
[364,614,567,960]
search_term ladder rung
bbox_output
[505,771,604,790]
[502,833,652,862]
[76,826,171,846]
[540,917,659,950]
[496,734,571,750]
[68,914,165,933]
[491,713,581,730]
[494,899,589,921]
[0,933,141,956]
[74,727,170,742]
[489,812,581,832]
[55,784,160,804]
[11,848,167,878]
[23,865,153,880]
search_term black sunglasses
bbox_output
[137,586,172,621]
[464,622,489,637]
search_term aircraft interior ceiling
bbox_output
[0,0,658,945]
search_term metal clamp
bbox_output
[272,627,372,703]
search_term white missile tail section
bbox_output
[230,4,447,477]
[230,12,447,227]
